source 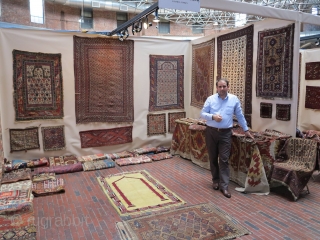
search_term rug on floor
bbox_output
[116,202,250,240]
[32,178,65,196]
[97,170,185,217]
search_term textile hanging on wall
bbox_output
[256,24,294,99]
[168,112,186,133]
[149,55,184,111]
[9,127,40,152]
[13,50,64,121]
[74,36,134,123]
[79,126,133,148]
[305,62,320,80]
[305,86,320,110]
[276,104,291,121]
[41,125,65,151]
[147,113,166,135]
[191,39,215,108]
[260,102,272,118]
[217,25,253,115]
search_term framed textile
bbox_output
[260,102,272,118]
[191,39,215,108]
[217,25,253,115]
[276,104,291,121]
[74,36,134,123]
[9,127,40,152]
[149,55,184,111]
[79,126,133,148]
[256,24,294,99]
[147,113,166,135]
[168,112,186,133]
[13,50,63,121]
[305,62,320,80]
[305,86,320,110]
[41,125,65,151]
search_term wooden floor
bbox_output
[34,156,320,240]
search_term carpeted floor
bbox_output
[33,156,320,239]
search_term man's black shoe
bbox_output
[220,189,231,198]
[213,183,219,190]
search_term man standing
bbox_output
[200,78,253,198]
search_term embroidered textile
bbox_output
[168,112,186,133]
[305,61,320,80]
[217,25,253,114]
[13,50,63,121]
[147,113,166,135]
[34,162,83,175]
[97,170,185,217]
[32,173,56,182]
[79,126,133,148]
[9,127,39,152]
[115,156,152,166]
[2,169,32,184]
[0,180,32,192]
[41,125,65,151]
[0,204,36,239]
[82,159,115,171]
[256,24,294,98]
[32,178,65,196]
[149,55,184,111]
[191,39,215,108]
[74,36,134,123]
[270,138,317,200]
[276,104,291,121]
[116,202,250,240]
[260,102,272,118]
[149,152,172,161]
[305,85,320,110]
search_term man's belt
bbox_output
[207,126,232,132]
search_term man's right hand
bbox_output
[213,114,223,122]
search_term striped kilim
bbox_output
[74,36,134,123]
[12,50,63,121]
[149,55,184,111]
[79,126,133,148]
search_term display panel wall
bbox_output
[0,28,190,160]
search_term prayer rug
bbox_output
[276,104,291,121]
[0,204,36,239]
[305,61,320,80]
[149,55,184,111]
[260,102,272,118]
[305,86,320,110]
[79,126,133,148]
[34,162,83,175]
[41,125,65,151]
[9,127,39,152]
[168,112,186,133]
[115,156,152,166]
[147,113,166,135]
[191,39,215,108]
[74,36,134,123]
[12,49,63,121]
[0,180,32,192]
[82,159,115,171]
[116,202,250,240]
[2,169,32,184]
[32,178,65,196]
[32,173,56,182]
[217,25,253,115]
[97,170,185,217]
[149,152,173,161]
[132,146,158,155]
[256,24,294,99]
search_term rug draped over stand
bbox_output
[74,36,134,123]
[97,170,185,217]
[256,24,294,99]
[191,39,215,108]
[217,25,253,124]
[149,55,184,111]
[168,112,186,133]
[12,50,63,121]
[116,202,250,240]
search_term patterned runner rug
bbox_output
[116,202,250,240]
[97,170,185,217]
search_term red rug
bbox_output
[74,36,134,123]
[41,125,65,151]
[305,85,320,110]
[147,113,166,135]
[305,61,320,80]
[79,126,133,148]
[12,50,63,121]
[168,112,186,133]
